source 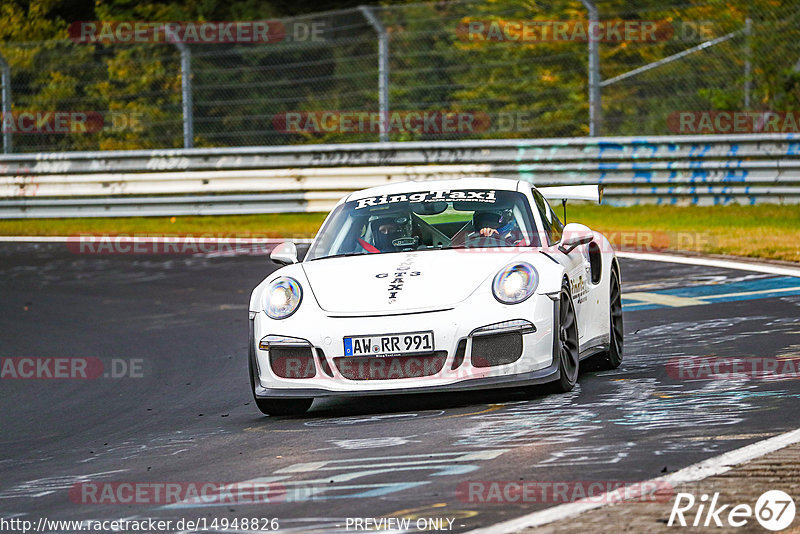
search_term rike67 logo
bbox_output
[669,490,796,531]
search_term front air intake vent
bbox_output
[269,347,317,379]
[471,332,523,367]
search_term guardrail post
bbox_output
[166,27,194,149]
[744,18,752,108]
[359,6,389,143]
[581,0,602,137]
[0,52,12,154]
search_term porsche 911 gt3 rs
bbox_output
[248,178,623,415]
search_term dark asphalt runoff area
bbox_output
[1,242,799,533]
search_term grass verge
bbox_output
[567,204,800,263]
[0,205,797,263]
[0,213,328,239]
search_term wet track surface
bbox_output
[1,243,799,532]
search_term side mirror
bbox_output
[270,241,299,265]
[559,223,594,254]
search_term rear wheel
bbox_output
[249,339,313,416]
[550,280,580,392]
[594,267,624,370]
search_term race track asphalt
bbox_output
[1,243,799,533]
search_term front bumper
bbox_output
[252,363,560,398]
[250,291,558,398]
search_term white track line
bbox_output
[617,251,800,278]
[469,427,800,534]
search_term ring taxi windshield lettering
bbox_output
[355,190,497,210]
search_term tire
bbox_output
[249,338,313,416]
[550,279,580,393]
[594,266,624,370]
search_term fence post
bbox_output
[359,5,389,143]
[166,27,194,149]
[581,0,602,136]
[744,17,752,109]
[0,52,12,154]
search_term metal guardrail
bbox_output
[1,133,799,218]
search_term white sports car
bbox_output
[248,178,623,415]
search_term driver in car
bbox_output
[474,209,524,244]
[359,215,415,252]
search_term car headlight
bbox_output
[492,263,538,304]
[264,277,302,319]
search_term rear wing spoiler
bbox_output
[538,185,603,204]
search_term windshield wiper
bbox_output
[307,252,369,261]
[310,245,472,260]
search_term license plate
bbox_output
[343,331,434,357]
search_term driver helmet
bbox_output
[370,215,412,251]
[473,209,515,234]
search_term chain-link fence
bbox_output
[1,0,798,153]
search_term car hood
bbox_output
[302,249,533,314]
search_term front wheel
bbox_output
[550,280,580,392]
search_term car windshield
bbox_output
[305,188,540,261]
